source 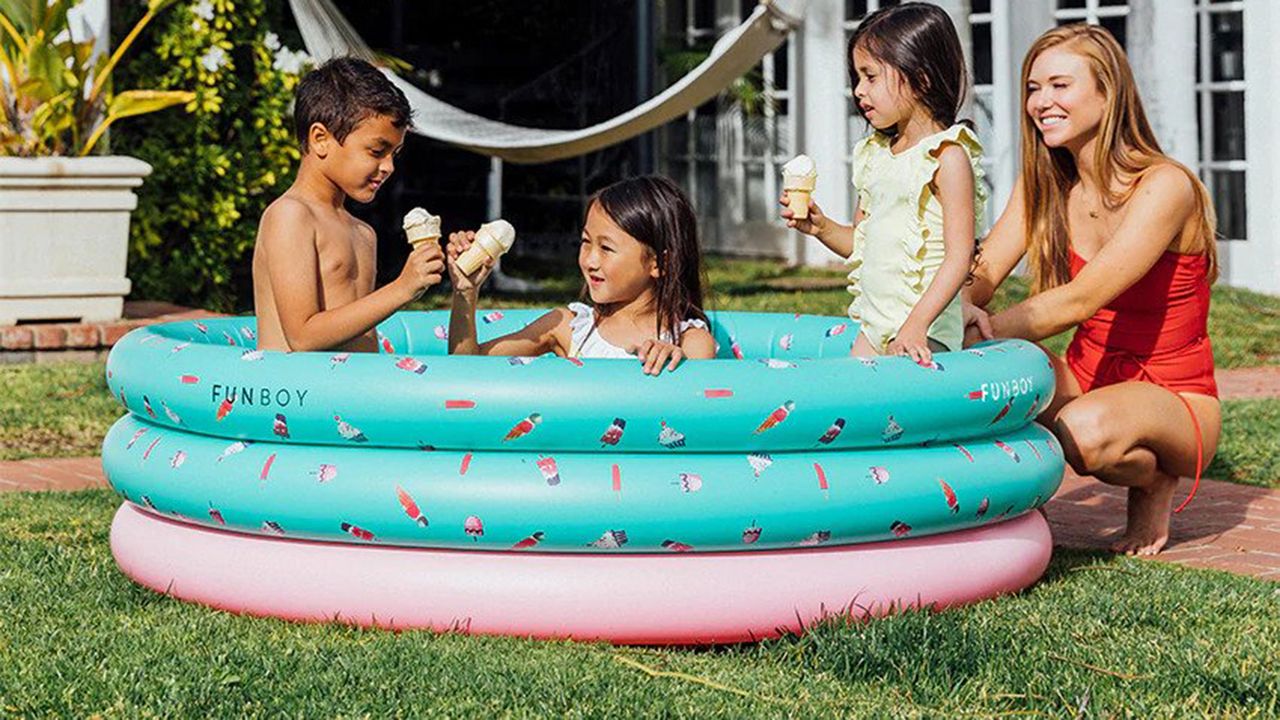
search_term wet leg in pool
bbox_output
[1049,382,1221,556]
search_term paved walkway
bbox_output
[1,367,1278,582]
[1,301,223,362]
[1046,470,1280,581]
[0,457,105,492]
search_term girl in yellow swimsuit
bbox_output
[781,3,985,366]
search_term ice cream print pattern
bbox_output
[101,311,1062,553]
[105,312,1055,453]
[102,412,1061,553]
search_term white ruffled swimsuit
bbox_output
[566,302,708,359]
[847,124,987,353]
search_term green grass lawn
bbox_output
[0,490,1276,717]
[3,260,1278,716]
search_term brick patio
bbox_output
[0,457,109,493]
[1045,469,1280,582]
[0,301,224,355]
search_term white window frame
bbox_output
[1195,0,1248,243]
[1052,0,1130,26]
[968,6,997,228]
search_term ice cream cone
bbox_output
[403,207,441,250]
[408,229,440,250]
[785,188,813,219]
[456,219,516,275]
[781,154,818,220]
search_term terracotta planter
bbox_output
[0,156,151,325]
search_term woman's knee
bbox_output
[1054,400,1121,475]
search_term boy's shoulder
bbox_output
[259,194,318,241]
[257,193,377,252]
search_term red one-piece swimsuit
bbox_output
[1064,246,1217,510]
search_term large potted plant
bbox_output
[0,0,193,325]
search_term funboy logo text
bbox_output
[976,376,1036,402]
[210,384,310,408]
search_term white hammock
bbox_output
[287,0,806,164]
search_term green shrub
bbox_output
[112,0,310,312]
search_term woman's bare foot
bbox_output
[1110,473,1178,555]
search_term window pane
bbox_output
[1057,0,1086,9]
[666,159,690,190]
[745,163,767,221]
[772,42,789,90]
[773,121,791,159]
[972,0,991,13]
[696,161,719,219]
[1211,91,1246,161]
[772,99,791,158]
[973,21,993,85]
[972,91,995,141]
[1195,13,1203,85]
[1098,0,1128,6]
[846,0,868,20]
[1210,170,1247,241]
[693,0,715,29]
[744,116,768,158]
[1211,11,1244,82]
[1100,16,1126,49]
[666,120,690,156]
[694,114,717,156]
[1195,93,1205,163]
[665,0,688,35]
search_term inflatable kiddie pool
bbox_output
[103,310,1062,644]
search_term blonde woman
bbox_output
[965,24,1220,556]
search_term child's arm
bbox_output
[446,230,570,357]
[887,144,976,364]
[779,195,860,258]
[261,200,443,352]
[634,325,716,375]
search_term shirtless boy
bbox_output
[253,57,444,352]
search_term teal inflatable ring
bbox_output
[103,311,1055,452]
[102,414,1062,552]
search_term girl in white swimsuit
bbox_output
[447,175,715,374]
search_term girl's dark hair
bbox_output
[584,175,709,338]
[847,2,968,131]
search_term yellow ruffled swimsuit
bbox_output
[846,124,986,353]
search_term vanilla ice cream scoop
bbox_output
[403,207,441,248]
[456,219,516,275]
[782,154,817,183]
[781,154,818,218]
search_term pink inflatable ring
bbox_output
[111,502,1052,645]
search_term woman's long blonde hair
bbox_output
[1020,24,1218,292]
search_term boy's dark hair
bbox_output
[294,57,412,152]
[847,2,968,131]
[584,175,709,340]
